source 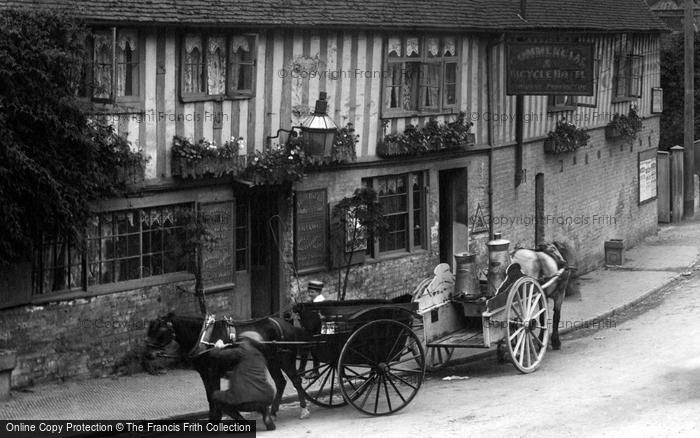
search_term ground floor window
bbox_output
[32,203,194,295]
[363,171,427,256]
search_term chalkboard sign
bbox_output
[294,189,328,272]
[200,201,235,286]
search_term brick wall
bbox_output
[491,117,659,272]
[0,281,237,388]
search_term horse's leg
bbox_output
[281,350,310,419]
[267,362,287,417]
[550,287,566,351]
[197,367,222,422]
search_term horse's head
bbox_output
[145,313,177,350]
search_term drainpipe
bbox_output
[487,34,505,240]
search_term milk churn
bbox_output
[486,233,511,297]
[454,252,480,299]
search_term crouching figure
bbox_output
[208,332,277,431]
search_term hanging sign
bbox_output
[506,42,594,96]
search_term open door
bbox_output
[249,187,281,317]
[439,168,469,270]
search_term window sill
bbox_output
[30,271,195,304]
[547,105,577,113]
[611,96,638,104]
[91,100,144,115]
[381,109,460,120]
[364,248,429,265]
[180,94,254,104]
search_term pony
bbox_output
[510,241,578,350]
[145,312,311,421]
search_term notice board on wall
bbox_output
[638,149,657,205]
[199,201,235,286]
[294,189,328,273]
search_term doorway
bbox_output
[439,168,469,270]
[249,187,281,317]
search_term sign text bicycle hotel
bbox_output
[507,42,594,96]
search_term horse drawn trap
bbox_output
[291,299,425,416]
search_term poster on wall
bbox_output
[638,148,657,205]
[294,189,328,273]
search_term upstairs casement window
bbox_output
[613,54,643,102]
[87,28,140,102]
[181,33,257,101]
[384,36,458,116]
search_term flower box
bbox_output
[378,133,476,158]
[172,156,245,179]
[544,120,590,154]
[543,137,587,154]
[605,125,623,140]
[116,162,146,185]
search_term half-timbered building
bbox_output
[0,0,666,386]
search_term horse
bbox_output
[145,312,311,421]
[510,241,579,351]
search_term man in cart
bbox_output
[208,332,277,430]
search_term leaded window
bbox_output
[364,172,427,255]
[181,33,257,101]
[87,28,140,102]
[384,36,458,115]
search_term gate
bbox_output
[657,151,670,223]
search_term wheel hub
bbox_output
[527,318,538,331]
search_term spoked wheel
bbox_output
[505,277,549,374]
[296,351,347,408]
[337,319,425,416]
[426,346,454,371]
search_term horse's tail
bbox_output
[553,241,580,297]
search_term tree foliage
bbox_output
[659,32,700,150]
[331,188,388,301]
[0,9,144,265]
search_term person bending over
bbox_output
[209,332,277,430]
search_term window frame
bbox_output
[84,27,142,105]
[612,53,643,103]
[179,32,257,103]
[576,58,600,109]
[382,35,460,118]
[364,171,428,257]
[547,95,578,113]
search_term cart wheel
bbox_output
[505,277,549,374]
[426,346,454,371]
[296,355,348,408]
[338,319,425,416]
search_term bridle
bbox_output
[145,318,180,359]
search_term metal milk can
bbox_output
[454,252,480,299]
[486,233,511,297]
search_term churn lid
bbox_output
[486,232,510,248]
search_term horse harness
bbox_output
[189,315,287,359]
